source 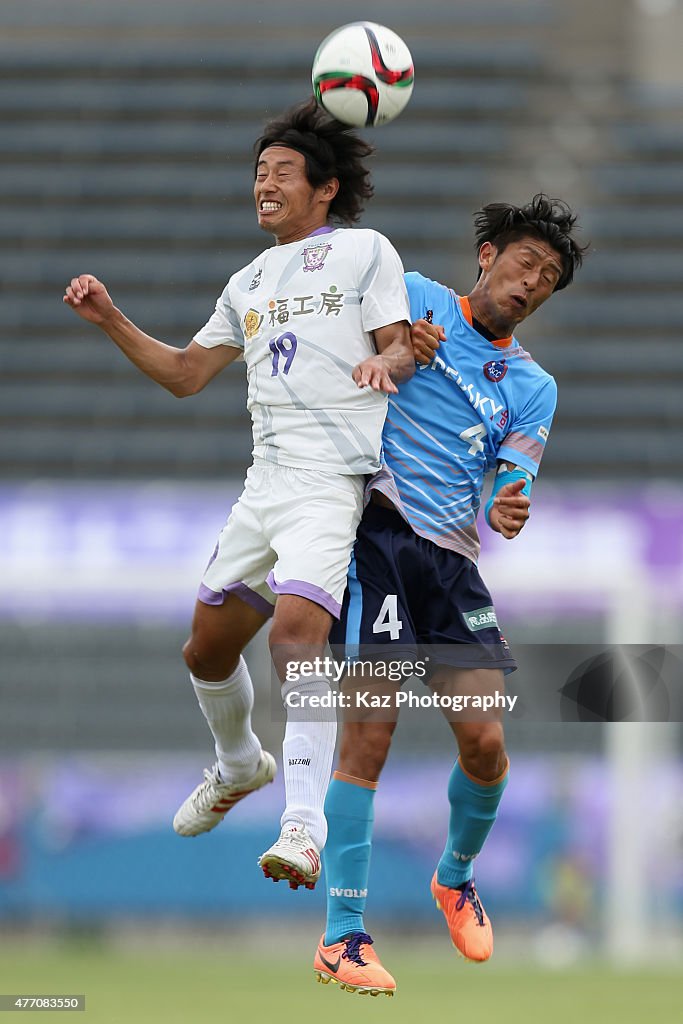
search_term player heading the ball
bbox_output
[63,97,414,894]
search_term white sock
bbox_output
[280,675,337,851]
[191,657,262,784]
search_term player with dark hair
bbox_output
[63,98,413,890]
[471,194,583,292]
[313,195,588,995]
[254,100,374,225]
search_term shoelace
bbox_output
[278,828,311,852]
[191,765,229,810]
[342,932,373,966]
[455,880,485,926]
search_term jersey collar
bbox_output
[458,294,514,349]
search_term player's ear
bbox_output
[478,241,496,273]
[320,177,339,202]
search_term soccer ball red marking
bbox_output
[312,22,414,127]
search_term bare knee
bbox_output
[182,636,240,681]
[457,723,507,782]
[183,594,267,682]
[268,620,311,652]
[268,596,332,681]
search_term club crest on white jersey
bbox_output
[302,242,333,272]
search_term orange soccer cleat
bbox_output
[313,932,396,997]
[430,874,493,962]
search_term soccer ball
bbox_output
[312,22,414,128]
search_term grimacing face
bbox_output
[476,236,565,332]
[253,145,338,244]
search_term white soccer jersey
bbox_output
[194,226,410,475]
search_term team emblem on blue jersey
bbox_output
[483,359,508,382]
[302,243,332,272]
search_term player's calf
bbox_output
[336,718,396,782]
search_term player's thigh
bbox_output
[199,464,278,616]
[266,467,365,622]
[183,592,269,680]
[414,541,516,676]
[330,503,418,661]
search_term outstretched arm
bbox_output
[352,320,414,394]
[63,274,240,397]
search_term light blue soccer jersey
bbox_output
[368,271,558,562]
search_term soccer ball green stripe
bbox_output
[314,71,358,82]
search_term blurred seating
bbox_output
[1,0,681,479]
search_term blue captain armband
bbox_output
[484,464,533,527]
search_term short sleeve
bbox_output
[404,270,429,322]
[357,232,411,332]
[194,283,244,350]
[497,376,558,477]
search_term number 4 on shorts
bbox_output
[372,594,403,640]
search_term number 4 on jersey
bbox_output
[459,422,487,454]
[372,594,403,640]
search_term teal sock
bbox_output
[436,758,509,888]
[323,775,375,945]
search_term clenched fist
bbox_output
[487,477,530,539]
[411,318,446,365]
[63,275,116,325]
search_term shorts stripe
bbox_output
[345,552,363,658]
[198,581,275,619]
[266,571,341,618]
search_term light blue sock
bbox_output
[436,757,509,888]
[323,774,375,945]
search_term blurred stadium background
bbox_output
[1,0,682,1019]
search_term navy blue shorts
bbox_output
[330,503,516,674]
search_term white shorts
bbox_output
[198,460,365,619]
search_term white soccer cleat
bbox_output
[258,824,321,890]
[173,752,276,837]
